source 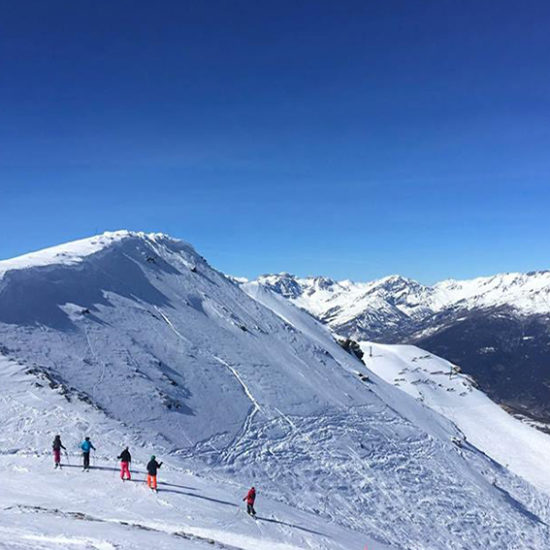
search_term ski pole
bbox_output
[64,450,70,465]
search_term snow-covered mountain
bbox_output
[252,272,550,422]
[2,232,550,549]
[253,271,550,338]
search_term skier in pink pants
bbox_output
[117,447,132,481]
[52,435,66,469]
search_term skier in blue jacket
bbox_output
[80,437,96,471]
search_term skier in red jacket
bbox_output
[243,486,256,517]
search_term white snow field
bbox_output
[1,231,550,549]
[358,342,550,496]
[0,356,374,550]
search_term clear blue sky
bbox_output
[1,1,549,283]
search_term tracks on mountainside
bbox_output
[150,308,294,445]
[212,355,263,463]
[83,326,107,404]
[154,306,193,345]
[212,356,262,413]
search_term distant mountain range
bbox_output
[250,271,550,423]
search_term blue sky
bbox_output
[1,1,549,282]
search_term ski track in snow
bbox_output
[154,306,194,346]
[84,325,108,405]
[213,356,262,414]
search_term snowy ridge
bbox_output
[252,270,550,335]
[1,232,550,548]
[0,231,197,282]
[249,282,550,491]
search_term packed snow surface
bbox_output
[1,356,374,550]
[1,232,550,549]
[360,342,550,496]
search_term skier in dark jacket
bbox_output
[243,486,256,517]
[80,437,96,471]
[146,455,163,491]
[117,447,132,481]
[52,435,66,469]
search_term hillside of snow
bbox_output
[1,232,550,549]
[251,272,550,423]
[358,342,550,495]
[246,281,550,492]
[0,356,376,550]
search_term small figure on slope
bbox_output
[80,436,96,471]
[243,486,257,517]
[117,446,132,481]
[52,434,66,469]
[146,455,163,492]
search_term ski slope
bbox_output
[0,357,376,550]
[360,342,550,496]
[1,231,550,549]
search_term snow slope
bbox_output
[359,342,550,496]
[1,232,550,549]
[0,356,376,550]
[245,281,550,493]
[241,281,550,545]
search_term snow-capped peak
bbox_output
[0,230,198,281]
[250,269,550,342]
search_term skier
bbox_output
[243,486,257,517]
[52,435,66,469]
[117,446,132,481]
[80,436,96,471]
[146,455,163,492]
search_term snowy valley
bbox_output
[1,232,550,549]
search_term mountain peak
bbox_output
[376,274,419,287]
[306,274,337,290]
[0,230,197,280]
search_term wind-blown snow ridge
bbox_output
[0,231,194,281]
